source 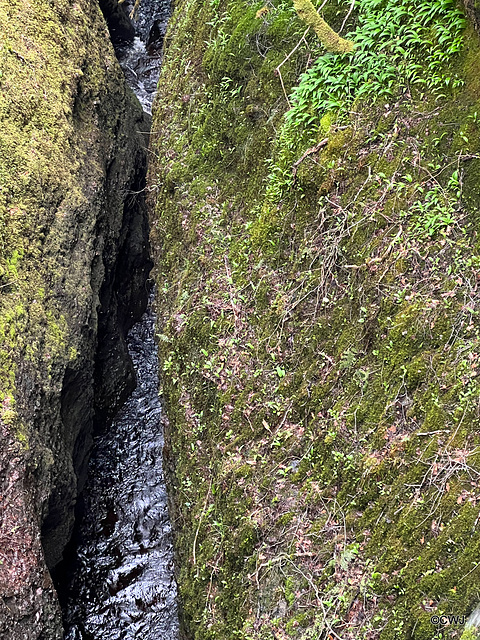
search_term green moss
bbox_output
[461,627,480,640]
[0,0,127,445]
[151,0,480,637]
[292,0,354,53]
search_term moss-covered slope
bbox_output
[0,0,150,637]
[151,0,480,638]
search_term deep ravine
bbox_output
[62,300,179,639]
[58,0,178,636]
[116,0,170,114]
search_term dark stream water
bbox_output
[117,0,170,113]
[61,0,178,635]
[63,301,178,639]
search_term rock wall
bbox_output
[0,0,151,636]
[150,0,480,638]
[463,0,480,35]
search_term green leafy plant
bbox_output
[288,0,466,130]
[265,0,466,202]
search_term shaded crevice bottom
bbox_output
[55,296,179,640]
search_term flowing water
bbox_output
[63,301,179,639]
[61,0,178,635]
[117,0,170,113]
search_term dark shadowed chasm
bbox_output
[61,298,179,640]
[55,0,178,634]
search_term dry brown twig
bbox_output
[274,27,310,107]
[193,477,213,569]
[292,138,329,179]
[224,256,241,331]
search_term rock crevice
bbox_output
[0,0,152,636]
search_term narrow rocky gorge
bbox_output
[0,0,160,635]
[4,0,480,639]
[54,0,179,635]
[60,300,178,639]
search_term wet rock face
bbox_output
[38,100,152,573]
[98,0,135,47]
[0,0,152,636]
[462,0,480,33]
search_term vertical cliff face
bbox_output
[0,0,151,637]
[463,0,480,34]
[151,0,480,638]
